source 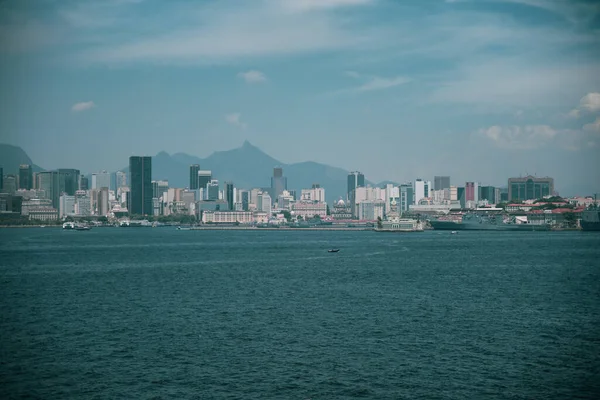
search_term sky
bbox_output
[0,0,599,195]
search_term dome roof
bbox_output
[336,198,346,206]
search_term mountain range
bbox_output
[0,141,391,203]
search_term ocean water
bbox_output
[1,228,599,399]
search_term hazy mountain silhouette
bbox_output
[0,144,44,174]
[2,141,371,202]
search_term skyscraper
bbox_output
[58,169,80,195]
[508,176,554,201]
[92,171,110,190]
[79,175,89,191]
[197,171,212,194]
[129,156,152,215]
[152,180,169,199]
[465,182,478,203]
[434,176,450,191]
[190,164,200,190]
[399,183,414,213]
[225,181,234,211]
[414,179,431,203]
[19,164,33,190]
[347,171,365,202]
[271,167,287,202]
[38,171,60,208]
[116,171,127,189]
[479,186,496,204]
[207,180,220,201]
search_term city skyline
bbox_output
[0,0,599,195]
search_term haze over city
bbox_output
[1,0,599,195]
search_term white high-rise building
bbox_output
[92,171,110,190]
[300,185,325,203]
[414,179,432,204]
[59,195,76,217]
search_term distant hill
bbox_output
[121,141,368,202]
[0,144,44,174]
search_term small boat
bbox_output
[328,249,340,253]
[451,231,458,235]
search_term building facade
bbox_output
[434,176,450,191]
[19,164,33,190]
[129,156,152,216]
[508,176,554,201]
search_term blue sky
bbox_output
[1,0,599,195]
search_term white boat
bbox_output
[451,231,458,234]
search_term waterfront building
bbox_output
[59,195,76,217]
[225,182,234,211]
[479,186,496,204]
[2,175,17,194]
[347,171,365,204]
[19,165,33,190]
[0,194,23,213]
[206,180,220,201]
[292,201,327,219]
[74,190,91,216]
[91,171,110,190]
[79,175,89,191]
[301,184,325,203]
[414,179,431,204]
[508,176,554,201]
[97,187,109,216]
[331,198,352,220]
[358,200,385,221]
[116,171,127,189]
[152,180,169,200]
[202,211,254,224]
[271,167,287,202]
[399,183,414,213]
[277,190,294,210]
[465,182,479,203]
[37,171,60,208]
[190,164,200,190]
[434,176,450,191]
[58,169,80,195]
[21,198,57,221]
[129,156,152,216]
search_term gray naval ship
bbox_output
[429,213,548,231]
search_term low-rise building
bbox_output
[202,211,254,224]
[292,201,327,219]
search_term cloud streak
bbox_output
[237,70,267,83]
[71,101,95,112]
[225,113,247,129]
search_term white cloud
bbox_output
[225,113,247,129]
[568,92,600,118]
[584,117,600,134]
[476,125,558,149]
[280,0,374,12]
[71,101,95,112]
[237,70,267,83]
[335,74,411,94]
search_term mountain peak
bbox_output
[241,140,255,150]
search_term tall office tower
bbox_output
[58,169,80,195]
[79,175,89,191]
[347,171,365,201]
[465,182,478,202]
[398,183,413,213]
[241,191,250,211]
[38,171,60,208]
[190,164,200,190]
[19,164,33,190]
[225,181,234,210]
[197,171,212,194]
[434,176,451,191]
[92,171,110,190]
[271,167,287,202]
[116,171,127,189]
[508,176,554,201]
[152,180,169,199]
[2,175,17,194]
[74,190,91,216]
[479,186,496,204]
[258,192,272,214]
[207,180,220,201]
[129,156,152,216]
[414,179,426,204]
[98,187,110,216]
[457,187,466,208]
